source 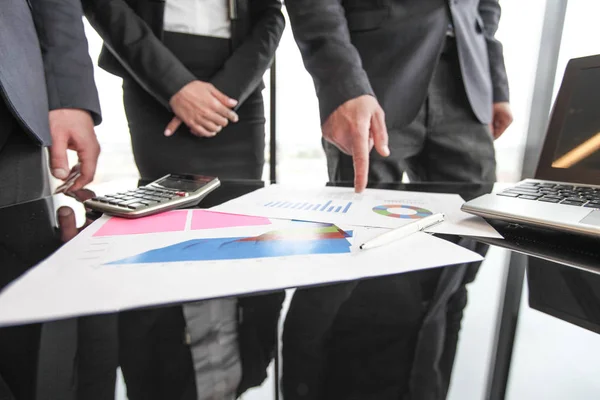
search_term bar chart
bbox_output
[263,200,353,214]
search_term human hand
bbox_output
[165,80,239,138]
[490,102,513,140]
[322,95,389,193]
[48,109,100,192]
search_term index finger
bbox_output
[351,130,370,193]
[71,143,100,191]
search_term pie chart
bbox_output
[372,204,433,219]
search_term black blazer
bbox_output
[0,0,100,146]
[82,0,284,110]
[286,0,509,128]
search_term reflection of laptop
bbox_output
[462,54,600,237]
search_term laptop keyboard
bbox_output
[498,182,600,208]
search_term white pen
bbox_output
[359,213,445,250]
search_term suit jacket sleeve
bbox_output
[210,0,285,108]
[82,0,197,110]
[285,0,375,124]
[478,0,510,103]
[30,0,102,124]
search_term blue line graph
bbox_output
[264,199,353,214]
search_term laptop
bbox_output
[462,54,600,238]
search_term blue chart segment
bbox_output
[263,200,353,214]
[109,224,352,265]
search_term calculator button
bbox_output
[119,199,142,206]
[143,195,164,202]
[126,202,146,210]
[139,200,158,206]
[175,191,188,197]
[92,197,111,203]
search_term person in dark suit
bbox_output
[286,0,513,192]
[282,2,511,399]
[0,0,101,208]
[82,0,284,181]
[81,2,285,399]
[0,1,101,397]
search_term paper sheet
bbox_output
[211,185,502,238]
[0,211,483,327]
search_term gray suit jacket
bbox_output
[0,0,101,147]
[286,0,509,128]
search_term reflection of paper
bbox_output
[211,185,502,238]
[0,211,482,327]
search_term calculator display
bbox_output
[154,174,211,192]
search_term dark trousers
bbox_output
[0,99,48,400]
[123,32,265,182]
[0,100,48,208]
[118,307,196,400]
[323,38,496,184]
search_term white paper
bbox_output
[0,211,483,327]
[211,185,502,238]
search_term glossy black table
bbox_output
[0,181,598,400]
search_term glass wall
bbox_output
[492,1,548,181]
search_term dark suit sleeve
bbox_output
[30,0,102,124]
[210,0,285,107]
[285,0,375,124]
[81,0,196,110]
[478,0,509,103]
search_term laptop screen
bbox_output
[552,67,600,171]
[537,56,600,185]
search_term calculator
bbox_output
[84,174,220,218]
